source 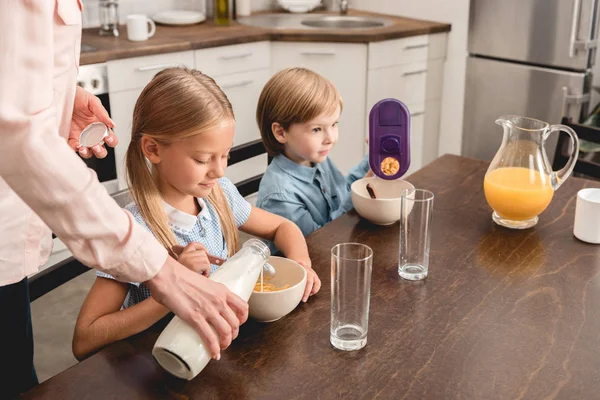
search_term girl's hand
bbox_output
[172,243,211,277]
[297,260,321,302]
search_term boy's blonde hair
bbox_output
[256,68,343,157]
[126,67,239,258]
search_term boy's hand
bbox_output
[365,169,374,178]
[296,260,321,302]
[172,243,211,277]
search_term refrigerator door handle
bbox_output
[561,87,590,117]
[569,0,599,57]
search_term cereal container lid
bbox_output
[368,98,411,180]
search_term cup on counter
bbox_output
[574,188,600,244]
[330,243,372,351]
[126,14,156,42]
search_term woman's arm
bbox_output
[72,277,170,361]
[240,207,321,302]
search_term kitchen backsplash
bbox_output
[82,0,276,28]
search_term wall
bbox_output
[82,0,275,28]
[351,0,470,156]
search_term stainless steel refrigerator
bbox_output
[463,0,600,161]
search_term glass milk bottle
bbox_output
[153,239,270,380]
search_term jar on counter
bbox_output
[99,0,120,37]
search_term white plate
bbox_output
[276,0,320,13]
[152,10,206,26]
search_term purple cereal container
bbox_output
[368,98,411,180]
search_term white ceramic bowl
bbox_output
[351,177,415,225]
[276,0,321,13]
[248,256,307,322]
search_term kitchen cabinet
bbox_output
[366,33,448,175]
[271,42,368,175]
[107,36,446,188]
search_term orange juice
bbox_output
[484,167,554,221]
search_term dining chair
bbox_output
[228,139,270,197]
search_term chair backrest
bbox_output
[228,139,270,197]
[553,117,600,181]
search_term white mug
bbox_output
[126,14,156,42]
[573,188,600,244]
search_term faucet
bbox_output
[339,0,348,14]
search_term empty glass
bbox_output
[399,189,434,281]
[330,243,373,351]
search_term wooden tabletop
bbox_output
[80,10,451,65]
[22,155,600,399]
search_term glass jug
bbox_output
[483,115,579,229]
[152,239,270,380]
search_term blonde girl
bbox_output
[72,68,321,361]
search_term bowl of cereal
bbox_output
[248,256,307,322]
[351,177,415,225]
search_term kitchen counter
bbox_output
[80,10,451,65]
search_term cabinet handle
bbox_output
[219,52,253,60]
[404,44,429,50]
[402,69,428,76]
[220,79,254,89]
[137,64,179,72]
[411,111,426,117]
[300,50,336,56]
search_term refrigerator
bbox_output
[463,0,600,161]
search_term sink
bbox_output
[238,13,394,30]
[301,16,389,29]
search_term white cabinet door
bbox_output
[423,100,441,166]
[214,69,271,146]
[406,104,425,176]
[213,69,272,185]
[366,62,428,109]
[107,51,195,93]
[109,88,144,189]
[195,41,270,78]
[271,42,368,174]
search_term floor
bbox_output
[31,269,96,383]
[31,229,257,383]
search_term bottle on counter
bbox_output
[215,0,230,26]
[152,239,270,380]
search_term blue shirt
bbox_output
[97,177,251,309]
[257,154,369,251]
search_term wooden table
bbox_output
[22,155,600,399]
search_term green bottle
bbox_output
[215,0,230,26]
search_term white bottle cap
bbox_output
[79,122,109,147]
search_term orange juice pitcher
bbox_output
[484,116,579,229]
